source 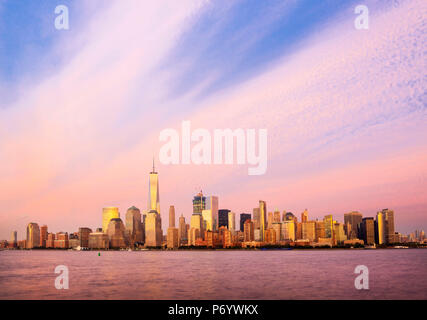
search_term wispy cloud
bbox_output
[0,0,425,238]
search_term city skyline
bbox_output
[1,0,426,239]
[2,165,425,247]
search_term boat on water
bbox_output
[393,245,409,249]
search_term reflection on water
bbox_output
[0,249,426,299]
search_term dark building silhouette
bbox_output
[218,209,230,228]
[360,217,375,245]
[240,213,251,232]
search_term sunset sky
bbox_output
[0,0,426,240]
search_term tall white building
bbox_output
[228,211,236,233]
[206,196,219,231]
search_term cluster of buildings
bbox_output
[1,165,425,250]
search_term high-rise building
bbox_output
[40,225,48,248]
[206,196,219,231]
[10,231,17,247]
[54,232,69,249]
[315,221,325,241]
[107,218,128,249]
[148,160,160,214]
[267,212,273,229]
[360,217,375,245]
[301,209,308,223]
[202,209,213,231]
[167,205,179,249]
[333,222,347,244]
[252,208,260,230]
[192,191,206,214]
[178,214,187,245]
[167,227,179,249]
[273,210,281,223]
[228,211,236,232]
[295,222,302,240]
[281,220,295,241]
[218,209,230,228]
[382,209,395,243]
[302,221,316,242]
[26,223,40,249]
[169,205,176,228]
[126,206,143,246]
[240,213,251,232]
[324,215,333,239]
[284,212,295,222]
[259,200,267,241]
[88,232,109,249]
[344,211,363,239]
[46,233,55,248]
[190,213,203,235]
[376,211,386,244]
[102,207,120,233]
[145,209,163,247]
[272,223,281,242]
[243,220,254,242]
[188,227,200,246]
[78,227,92,248]
[145,164,163,247]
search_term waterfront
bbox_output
[0,249,426,300]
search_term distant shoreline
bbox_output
[1,246,426,252]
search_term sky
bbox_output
[0,0,426,240]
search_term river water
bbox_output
[0,249,426,299]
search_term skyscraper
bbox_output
[281,220,295,241]
[267,212,273,229]
[324,215,333,239]
[78,227,92,248]
[302,221,316,242]
[228,211,236,232]
[148,160,160,214]
[218,209,230,228]
[344,211,363,239]
[240,213,251,232]
[259,200,267,241]
[333,222,347,244]
[126,206,143,245]
[169,205,175,228]
[273,210,281,223]
[145,164,163,247]
[178,214,187,245]
[10,231,17,247]
[206,196,219,231]
[383,209,395,243]
[376,211,386,244]
[360,217,375,245]
[145,209,163,247]
[301,209,308,223]
[202,209,213,231]
[243,220,254,242]
[40,225,48,248]
[102,207,120,233]
[167,206,179,249]
[107,218,128,249]
[26,223,40,249]
[252,207,260,230]
[192,191,206,214]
